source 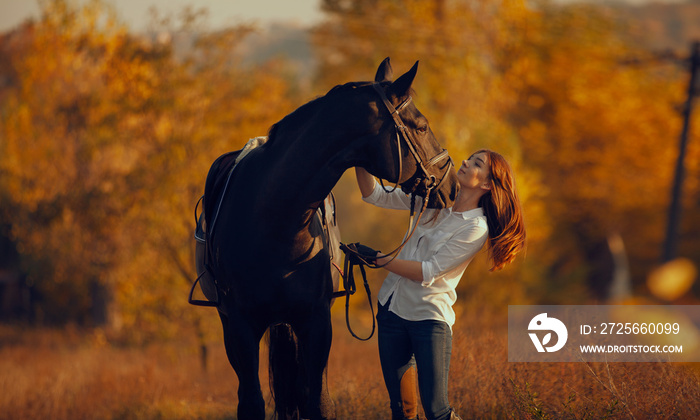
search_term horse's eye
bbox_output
[417,125,428,134]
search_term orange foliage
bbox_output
[315,0,700,303]
[0,1,298,337]
[1,0,699,333]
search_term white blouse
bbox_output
[363,182,489,329]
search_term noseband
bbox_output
[371,82,453,195]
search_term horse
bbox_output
[198,57,459,420]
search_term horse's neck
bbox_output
[265,131,355,212]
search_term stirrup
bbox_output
[188,271,220,307]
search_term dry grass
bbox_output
[1,307,699,420]
[0,324,243,420]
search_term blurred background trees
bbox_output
[0,0,299,341]
[0,0,698,342]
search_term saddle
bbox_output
[189,137,342,309]
[197,136,268,244]
[191,137,266,307]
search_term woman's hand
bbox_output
[352,243,380,265]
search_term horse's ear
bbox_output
[388,61,418,98]
[375,57,393,83]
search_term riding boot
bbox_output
[448,409,463,420]
[400,365,418,420]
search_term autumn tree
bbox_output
[0,0,300,342]
[314,0,547,306]
[501,3,698,299]
[313,0,700,303]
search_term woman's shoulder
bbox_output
[454,209,488,234]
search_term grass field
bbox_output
[2,307,699,419]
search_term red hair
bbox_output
[476,149,526,271]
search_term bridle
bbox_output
[353,82,454,267]
[335,82,454,340]
[371,82,453,197]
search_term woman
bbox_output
[355,149,526,420]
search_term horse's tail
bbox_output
[268,323,302,419]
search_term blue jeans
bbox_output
[377,300,453,420]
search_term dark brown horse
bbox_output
[198,58,458,419]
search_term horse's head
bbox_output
[338,58,458,210]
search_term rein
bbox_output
[334,188,432,341]
[334,189,431,341]
[334,243,375,341]
[334,83,451,340]
[357,82,451,268]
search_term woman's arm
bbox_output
[355,167,376,198]
[356,167,415,210]
[376,221,489,286]
[376,254,423,283]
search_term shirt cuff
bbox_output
[420,261,436,287]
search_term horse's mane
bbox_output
[266,81,375,145]
[266,96,323,146]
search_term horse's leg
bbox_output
[293,305,335,420]
[218,310,266,420]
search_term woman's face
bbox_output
[457,152,491,191]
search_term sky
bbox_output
[0,0,324,33]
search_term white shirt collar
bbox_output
[449,206,485,220]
